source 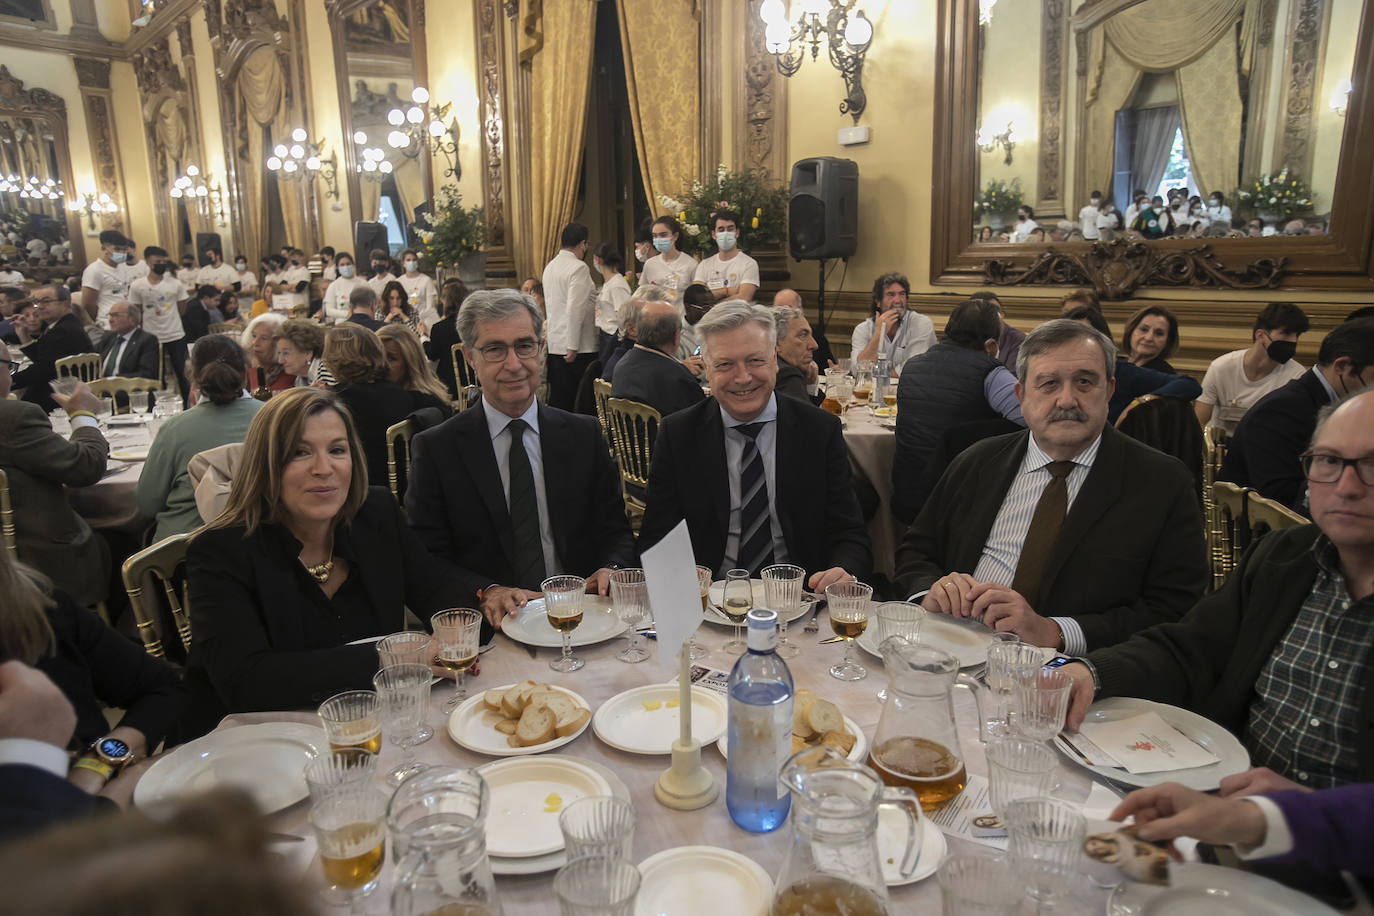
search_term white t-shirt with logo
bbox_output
[127,275,187,343]
[693,251,759,296]
[81,258,132,329]
[126,260,149,281]
[278,266,310,310]
[399,271,439,330]
[0,268,25,284]
[1198,348,1307,434]
[639,252,698,310]
[200,262,239,291]
[1079,204,1101,240]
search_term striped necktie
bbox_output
[735,422,774,577]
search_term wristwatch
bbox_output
[89,735,137,772]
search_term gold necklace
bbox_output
[301,538,335,584]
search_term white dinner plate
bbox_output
[718,713,868,765]
[879,807,946,886]
[593,684,727,755]
[477,756,611,858]
[856,612,995,668]
[134,722,324,816]
[107,415,149,426]
[1054,697,1250,791]
[635,846,773,916]
[703,579,815,627]
[1106,863,1339,915]
[447,683,591,757]
[110,446,151,461]
[499,595,629,648]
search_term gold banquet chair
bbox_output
[1247,491,1307,543]
[90,376,161,414]
[55,352,101,383]
[592,378,614,455]
[384,419,416,502]
[0,468,16,558]
[121,533,194,659]
[450,343,481,409]
[605,397,661,534]
[1209,481,1250,591]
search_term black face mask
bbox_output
[1266,338,1297,364]
[372,263,386,274]
[181,263,194,271]
[150,262,168,276]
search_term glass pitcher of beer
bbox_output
[869,636,987,812]
[771,745,922,916]
[388,766,503,916]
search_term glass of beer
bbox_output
[720,568,753,655]
[825,580,874,681]
[543,575,587,673]
[308,777,387,910]
[372,663,433,787]
[304,747,377,806]
[318,690,382,755]
[431,608,483,713]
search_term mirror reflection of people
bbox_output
[1079,191,1103,240]
[1207,192,1233,228]
[1008,206,1038,243]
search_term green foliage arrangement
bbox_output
[658,164,788,257]
[414,186,485,269]
[974,178,1025,219]
[1235,168,1313,219]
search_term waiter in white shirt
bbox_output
[540,222,599,411]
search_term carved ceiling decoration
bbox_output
[74,58,110,91]
[132,37,187,97]
[983,238,1288,299]
[0,65,65,113]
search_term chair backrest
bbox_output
[1115,395,1204,503]
[1210,481,1250,591]
[605,397,661,494]
[121,533,193,659]
[55,352,101,383]
[0,468,15,558]
[450,342,478,390]
[592,378,613,451]
[90,376,161,414]
[1248,491,1307,543]
[384,418,416,502]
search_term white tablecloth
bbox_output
[843,408,898,579]
[67,420,151,532]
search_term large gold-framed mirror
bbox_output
[931,0,1374,297]
[328,0,432,246]
[0,66,82,272]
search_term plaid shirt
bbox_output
[1246,535,1374,788]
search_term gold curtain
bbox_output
[238,46,306,252]
[1177,38,1244,196]
[524,0,596,276]
[393,157,423,226]
[616,0,701,217]
[1102,0,1256,72]
[359,179,381,224]
[236,47,281,262]
[1083,31,1141,200]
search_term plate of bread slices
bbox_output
[717,687,866,763]
[447,679,593,756]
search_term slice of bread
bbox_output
[806,698,842,736]
[494,718,518,735]
[541,692,579,725]
[515,702,557,746]
[501,689,525,719]
[483,688,508,713]
[555,707,590,738]
[820,728,856,755]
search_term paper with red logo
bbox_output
[1078,711,1220,775]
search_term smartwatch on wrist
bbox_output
[89,735,136,772]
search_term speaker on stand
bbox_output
[354,221,388,262]
[194,232,224,266]
[788,157,858,334]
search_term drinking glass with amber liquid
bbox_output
[318,690,383,755]
[309,778,387,913]
[432,608,483,713]
[721,568,752,655]
[543,575,586,673]
[824,581,874,681]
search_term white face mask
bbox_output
[404,260,418,273]
[715,231,737,251]
[635,247,649,263]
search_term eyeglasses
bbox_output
[474,340,541,363]
[1301,451,1374,486]
[30,297,57,306]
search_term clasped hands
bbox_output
[921,573,1062,648]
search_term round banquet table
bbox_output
[66,417,153,533]
[842,406,899,579]
[202,619,1130,915]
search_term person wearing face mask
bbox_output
[177,254,201,291]
[638,216,698,312]
[628,220,654,286]
[1206,192,1233,228]
[1196,302,1311,434]
[592,242,631,365]
[693,208,760,303]
[1079,191,1103,241]
[1222,318,1374,511]
[1008,206,1039,243]
[539,222,600,411]
[278,249,311,314]
[126,246,190,398]
[198,247,238,293]
[318,246,337,281]
[123,243,148,281]
[80,230,134,330]
[365,248,398,297]
[319,252,364,325]
[232,256,258,312]
[397,248,439,330]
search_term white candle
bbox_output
[679,642,692,747]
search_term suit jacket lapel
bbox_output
[459,407,518,564]
[1037,426,1123,603]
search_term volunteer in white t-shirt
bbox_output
[693,208,760,303]
[366,249,398,297]
[198,246,239,292]
[126,245,189,398]
[1079,191,1103,240]
[1196,302,1311,434]
[398,248,439,330]
[1008,206,1039,243]
[1206,192,1233,229]
[276,249,310,313]
[125,246,149,281]
[638,216,698,312]
[319,251,364,324]
[0,260,25,284]
[177,253,201,290]
[80,228,134,330]
[232,256,258,309]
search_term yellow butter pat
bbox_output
[642,700,662,711]
[665,699,680,709]
[543,793,563,813]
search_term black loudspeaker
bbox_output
[194,232,223,265]
[354,221,388,261]
[788,157,858,260]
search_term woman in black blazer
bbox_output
[184,388,474,736]
[423,278,470,399]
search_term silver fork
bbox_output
[802,599,826,633]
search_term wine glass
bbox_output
[376,631,435,743]
[610,568,650,664]
[720,568,752,655]
[825,580,874,681]
[761,564,805,660]
[308,778,388,913]
[372,663,431,787]
[317,690,382,755]
[431,608,482,714]
[689,566,712,661]
[543,575,586,673]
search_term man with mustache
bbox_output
[893,319,1206,651]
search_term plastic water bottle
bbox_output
[726,608,794,832]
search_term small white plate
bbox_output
[110,445,151,461]
[447,683,591,757]
[856,612,994,668]
[488,754,630,876]
[635,846,773,916]
[879,807,946,886]
[718,713,868,764]
[478,756,611,858]
[134,722,324,816]
[1054,697,1250,791]
[703,579,815,627]
[107,415,149,426]
[1106,862,1339,915]
[499,595,629,649]
[593,684,727,755]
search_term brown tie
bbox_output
[1011,460,1075,604]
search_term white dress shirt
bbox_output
[542,249,599,355]
[596,273,631,336]
[0,738,69,779]
[720,395,788,574]
[850,310,936,372]
[482,397,562,576]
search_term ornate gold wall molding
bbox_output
[475,0,515,281]
[75,58,130,236]
[736,0,787,182]
[1276,0,1331,177]
[1036,0,1070,217]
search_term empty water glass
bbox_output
[936,853,1024,915]
[984,643,1045,739]
[1010,667,1074,743]
[554,855,641,916]
[1004,796,1086,914]
[985,738,1057,817]
[373,663,432,786]
[761,564,806,659]
[559,796,636,860]
[610,568,650,664]
[378,630,432,668]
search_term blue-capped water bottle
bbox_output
[726,608,794,832]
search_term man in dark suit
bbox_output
[346,285,385,331]
[11,283,94,414]
[406,289,635,631]
[96,301,159,380]
[638,300,870,591]
[772,302,823,405]
[1221,318,1374,511]
[608,299,703,418]
[896,319,1206,653]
